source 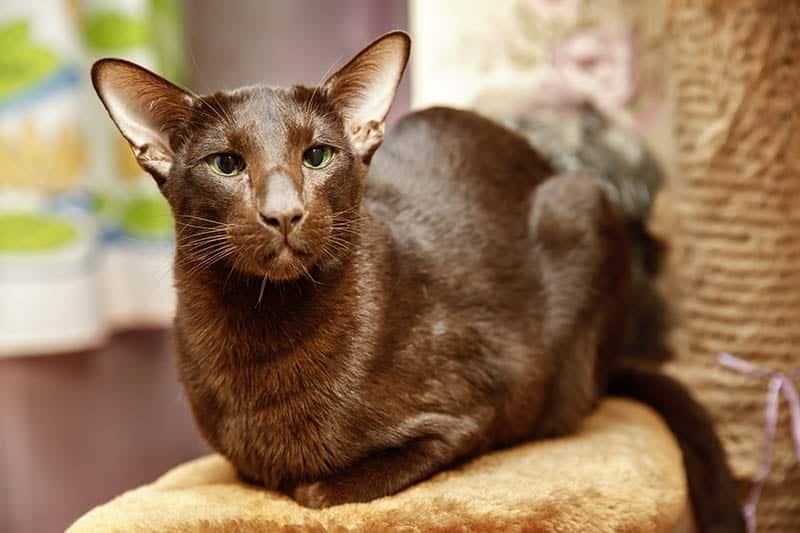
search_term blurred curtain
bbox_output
[1,0,185,358]
[187,0,409,122]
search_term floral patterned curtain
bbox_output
[1,3,408,532]
[0,0,185,357]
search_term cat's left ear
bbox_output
[323,31,410,162]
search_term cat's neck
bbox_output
[175,247,355,319]
[171,214,386,360]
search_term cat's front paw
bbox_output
[291,481,336,509]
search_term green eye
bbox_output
[302,145,334,169]
[206,153,245,176]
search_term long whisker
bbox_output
[176,214,233,225]
[328,225,362,237]
[176,243,233,267]
[298,262,320,285]
[175,224,230,235]
[257,273,268,308]
[177,231,230,242]
[181,245,238,277]
[176,225,231,237]
[325,234,355,247]
[330,204,363,217]
[320,239,352,260]
[188,98,235,130]
[175,239,230,258]
[201,96,236,129]
[177,238,232,254]
[223,251,242,291]
[304,54,344,126]
[176,239,228,255]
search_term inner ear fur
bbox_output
[323,31,410,162]
[91,58,196,184]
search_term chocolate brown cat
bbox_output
[91,32,743,531]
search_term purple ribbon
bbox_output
[718,352,800,533]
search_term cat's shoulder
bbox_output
[383,106,535,160]
[390,106,510,138]
[395,105,492,126]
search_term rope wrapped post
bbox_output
[662,1,800,530]
[718,353,800,532]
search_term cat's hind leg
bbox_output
[527,174,631,437]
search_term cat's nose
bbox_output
[258,172,305,237]
[259,208,305,237]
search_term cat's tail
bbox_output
[598,174,671,361]
[608,368,746,533]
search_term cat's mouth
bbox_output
[261,244,314,281]
[221,221,320,281]
[270,244,311,262]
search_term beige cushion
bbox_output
[69,399,691,532]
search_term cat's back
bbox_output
[365,106,552,263]
[369,106,551,207]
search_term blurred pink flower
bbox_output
[526,0,581,22]
[549,28,636,113]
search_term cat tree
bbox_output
[68,400,690,532]
[662,0,800,530]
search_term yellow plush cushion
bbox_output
[69,399,691,532]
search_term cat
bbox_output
[486,102,672,363]
[91,32,743,531]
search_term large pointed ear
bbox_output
[323,31,410,162]
[91,59,196,185]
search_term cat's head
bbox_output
[92,32,409,282]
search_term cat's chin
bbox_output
[250,247,315,282]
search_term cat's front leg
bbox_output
[289,435,465,508]
[290,409,491,509]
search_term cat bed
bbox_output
[68,399,692,532]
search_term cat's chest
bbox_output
[178,338,361,485]
[216,381,349,484]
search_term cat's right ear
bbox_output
[91,59,195,185]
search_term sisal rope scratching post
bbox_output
[662,0,800,530]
